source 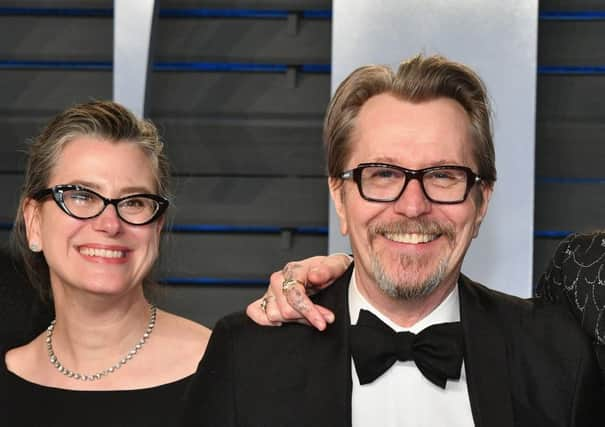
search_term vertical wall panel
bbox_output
[113,0,157,117]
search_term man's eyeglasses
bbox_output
[33,185,169,226]
[339,163,482,204]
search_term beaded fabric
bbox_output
[536,231,605,377]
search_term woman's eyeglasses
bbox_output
[33,185,169,226]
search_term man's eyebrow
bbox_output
[428,160,465,166]
[368,156,400,164]
[368,158,464,167]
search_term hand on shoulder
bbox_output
[246,253,352,330]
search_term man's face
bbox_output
[330,93,492,300]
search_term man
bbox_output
[184,55,603,426]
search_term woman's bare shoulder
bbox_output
[5,333,47,380]
[153,310,212,367]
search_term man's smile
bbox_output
[382,232,440,244]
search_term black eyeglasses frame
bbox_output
[339,162,482,205]
[32,184,169,226]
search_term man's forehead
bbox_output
[355,93,469,128]
[348,95,474,169]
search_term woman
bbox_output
[1,101,211,425]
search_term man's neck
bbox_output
[353,268,459,328]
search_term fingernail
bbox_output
[326,313,335,323]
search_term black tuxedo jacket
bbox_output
[184,267,604,427]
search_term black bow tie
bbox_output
[350,309,464,388]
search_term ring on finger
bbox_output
[281,278,303,293]
[260,295,272,313]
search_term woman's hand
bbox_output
[246,254,352,330]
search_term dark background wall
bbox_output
[534,1,605,276]
[0,0,603,327]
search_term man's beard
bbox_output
[371,253,448,299]
[368,218,455,300]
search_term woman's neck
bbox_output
[47,287,152,376]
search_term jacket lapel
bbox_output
[459,275,514,427]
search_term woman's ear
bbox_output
[155,214,165,233]
[23,198,43,251]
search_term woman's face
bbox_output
[24,136,164,299]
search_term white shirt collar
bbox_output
[348,267,461,333]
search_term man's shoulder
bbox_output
[213,310,271,338]
[215,310,253,329]
[210,270,352,356]
[461,275,592,348]
[213,309,320,344]
[460,274,532,313]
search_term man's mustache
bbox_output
[369,219,456,242]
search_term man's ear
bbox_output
[23,198,43,250]
[472,183,493,238]
[328,177,348,236]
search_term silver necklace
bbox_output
[45,304,157,381]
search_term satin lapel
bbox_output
[459,276,514,427]
[303,266,354,427]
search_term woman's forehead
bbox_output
[49,137,157,192]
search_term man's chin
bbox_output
[371,257,448,300]
[376,277,440,300]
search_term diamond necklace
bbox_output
[45,304,157,381]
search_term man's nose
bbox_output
[392,178,432,217]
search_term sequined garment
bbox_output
[536,231,605,376]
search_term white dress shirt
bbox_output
[349,270,474,427]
